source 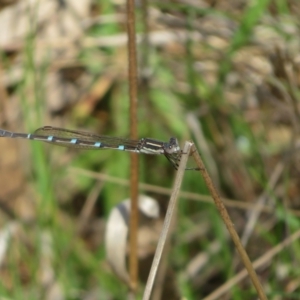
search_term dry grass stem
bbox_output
[142,141,192,300]
[191,145,268,300]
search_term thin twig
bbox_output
[69,168,300,218]
[126,0,139,293]
[241,162,284,246]
[191,145,268,300]
[204,229,300,300]
[76,181,104,234]
[143,141,192,300]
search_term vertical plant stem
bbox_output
[191,145,268,300]
[126,0,139,293]
[143,142,192,300]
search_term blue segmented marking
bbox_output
[70,139,77,144]
[94,142,101,147]
[118,145,125,150]
[47,136,54,141]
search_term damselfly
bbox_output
[0,126,197,170]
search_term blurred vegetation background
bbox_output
[0,0,300,299]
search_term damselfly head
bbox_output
[164,137,181,154]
